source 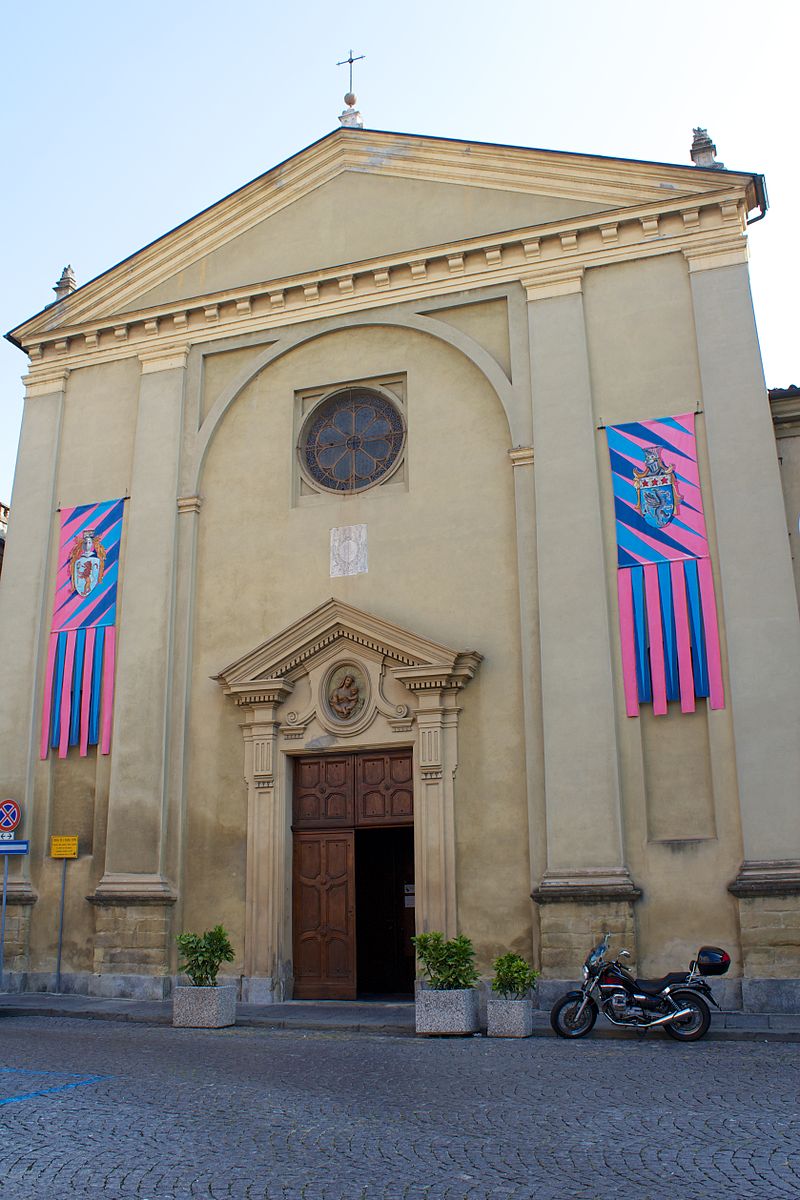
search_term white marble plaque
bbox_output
[330,524,368,577]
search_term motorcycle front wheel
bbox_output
[550,993,598,1039]
[663,991,711,1042]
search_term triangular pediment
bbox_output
[9,128,760,346]
[214,598,480,694]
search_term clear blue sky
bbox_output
[1,0,796,502]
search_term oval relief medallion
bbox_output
[324,663,368,724]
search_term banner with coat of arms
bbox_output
[605,414,724,717]
[40,499,126,758]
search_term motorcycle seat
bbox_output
[634,972,689,995]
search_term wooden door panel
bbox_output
[292,830,355,999]
[293,754,354,828]
[355,750,413,826]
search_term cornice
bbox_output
[770,392,800,430]
[508,446,534,468]
[10,131,758,340]
[17,191,749,377]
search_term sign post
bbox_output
[51,836,78,994]
[0,799,27,992]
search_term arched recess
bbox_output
[187,310,526,495]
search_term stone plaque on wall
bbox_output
[330,524,367,577]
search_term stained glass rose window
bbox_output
[300,388,405,493]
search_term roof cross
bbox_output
[337,49,365,97]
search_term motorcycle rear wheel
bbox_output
[663,991,711,1042]
[550,994,598,1039]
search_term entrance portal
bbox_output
[291,750,414,1000]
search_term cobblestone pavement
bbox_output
[0,1016,797,1200]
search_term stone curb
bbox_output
[2,999,800,1041]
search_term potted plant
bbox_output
[412,931,480,1035]
[486,952,540,1038]
[173,925,237,1028]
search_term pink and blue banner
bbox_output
[606,414,723,717]
[40,499,125,758]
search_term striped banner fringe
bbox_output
[617,559,724,717]
[41,628,115,759]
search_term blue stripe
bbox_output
[51,633,67,748]
[658,562,679,702]
[684,560,709,697]
[89,628,104,746]
[69,630,85,746]
[630,566,651,703]
[0,1074,107,1106]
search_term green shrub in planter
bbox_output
[411,931,479,990]
[491,952,540,999]
[176,925,235,987]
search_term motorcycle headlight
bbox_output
[582,965,589,981]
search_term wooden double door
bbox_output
[292,749,415,1000]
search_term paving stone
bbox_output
[0,1015,798,1199]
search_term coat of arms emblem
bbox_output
[633,446,682,529]
[68,529,106,597]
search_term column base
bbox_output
[0,881,37,975]
[729,860,800,983]
[88,877,176,984]
[532,869,641,977]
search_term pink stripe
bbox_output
[620,424,701,488]
[617,511,709,560]
[58,631,77,758]
[670,561,695,713]
[617,570,640,717]
[80,627,96,756]
[40,634,59,759]
[643,564,667,715]
[100,628,116,754]
[697,558,725,710]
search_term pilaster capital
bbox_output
[225,678,294,709]
[392,652,482,698]
[521,266,584,303]
[683,237,749,274]
[23,366,70,398]
[138,346,189,375]
[508,446,534,468]
[177,494,203,515]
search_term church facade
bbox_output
[2,126,799,1010]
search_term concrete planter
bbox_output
[487,995,534,1038]
[415,987,479,1035]
[173,984,237,1028]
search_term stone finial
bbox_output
[338,94,364,129]
[53,265,77,300]
[690,128,725,170]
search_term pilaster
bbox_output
[688,260,800,991]
[0,370,66,918]
[94,350,187,917]
[525,268,638,962]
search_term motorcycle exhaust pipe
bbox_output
[643,1006,694,1029]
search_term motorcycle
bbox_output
[550,932,730,1042]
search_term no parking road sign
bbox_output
[0,799,21,833]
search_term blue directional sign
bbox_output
[0,840,29,855]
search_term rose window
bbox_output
[299,388,405,493]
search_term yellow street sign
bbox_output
[50,836,78,859]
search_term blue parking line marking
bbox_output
[0,1067,108,1105]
